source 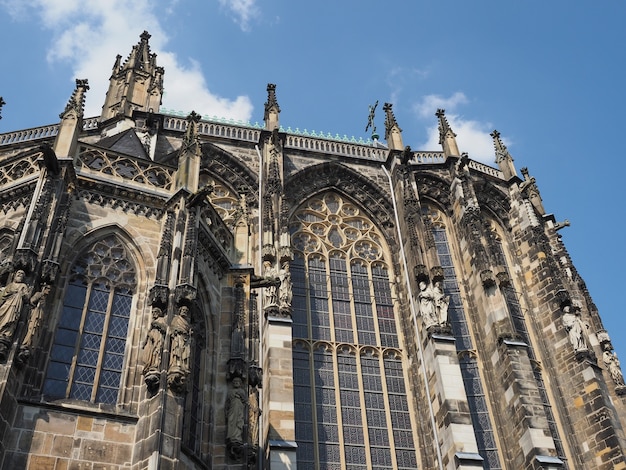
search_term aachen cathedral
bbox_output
[0,32,624,470]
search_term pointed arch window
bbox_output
[291,192,418,469]
[43,235,136,405]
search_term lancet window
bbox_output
[291,192,418,469]
[423,206,502,469]
[43,234,136,405]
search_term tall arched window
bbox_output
[423,205,502,469]
[43,234,136,405]
[291,192,418,469]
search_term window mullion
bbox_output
[91,287,114,402]
[66,282,92,398]
[356,350,373,469]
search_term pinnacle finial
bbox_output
[436,108,456,142]
[383,102,401,136]
[490,129,510,159]
[0,97,5,120]
[491,130,517,179]
[436,109,459,156]
[265,83,280,113]
[60,79,89,119]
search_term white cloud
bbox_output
[218,0,259,32]
[414,92,499,164]
[1,0,253,121]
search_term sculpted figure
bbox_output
[167,305,192,392]
[263,261,278,307]
[418,281,437,328]
[279,262,292,311]
[142,307,168,388]
[248,389,260,447]
[226,377,247,449]
[433,280,450,325]
[562,305,587,352]
[0,270,31,359]
[603,350,625,387]
[18,284,51,362]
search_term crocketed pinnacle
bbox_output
[436,109,459,157]
[491,130,518,180]
[264,83,281,131]
[383,102,403,150]
[60,79,89,120]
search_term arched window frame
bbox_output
[42,233,138,407]
[290,191,419,469]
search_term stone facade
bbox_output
[0,32,624,469]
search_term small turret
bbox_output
[264,83,280,132]
[100,31,164,122]
[491,130,517,180]
[383,102,404,151]
[54,79,89,158]
[436,109,460,157]
[174,111,202,193]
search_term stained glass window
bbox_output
[43,235,136,405]
[291,192,418,469]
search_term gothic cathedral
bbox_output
[0,32,624,470]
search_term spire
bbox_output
[383,102,403,150]
[436,109,460,157]
[0,97,5,120]
[174,111,202,192]
[490,130,517,180]
[53,79,89,158]
[264,83,280,131]
[100,31,164,122]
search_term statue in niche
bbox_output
[603,349,625,387]
[561,304,587,353]
[248,388,260,449]
[433,280,450,325]
[263,261,279,307]
[226,376,247,460]
[142,306,168,390]
[0,270,31,360]
[279,262,292,312]
[167,305,192,392]
[17,283,51,363]
[418,280,449,330]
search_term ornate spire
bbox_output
[53,79,89,158]
[100,31,164,122]
[490,130,517,180]
[264,83,280,131]
[383,102,403,150]
[0,97,5,120]
[436,109,460,157]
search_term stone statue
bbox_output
[433,281,450,325]
[18,284,51,363]
[167,305,192,392]
[248,388,260,448]
[226,376,247,459]
[263,261,278,307]
[603,350,625,387]
[562,305,587,353]
[418,281,437,329]
[142,306,168,390]
[279,262,292,311]
[0,270,31,359]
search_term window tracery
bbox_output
[291,192,417,469]
[43,235,136,406]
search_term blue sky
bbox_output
[1,1,625,361]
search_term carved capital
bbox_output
[227,358,246,381]
[480,269,496,289]
[555,289,571,309]
[149,284,169,309]
[414,265,429,284]
[262,244,276,262]
[495,269,510,287]
[174,283,197,304]
[41,260,60,283]
[430,266,444,283]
